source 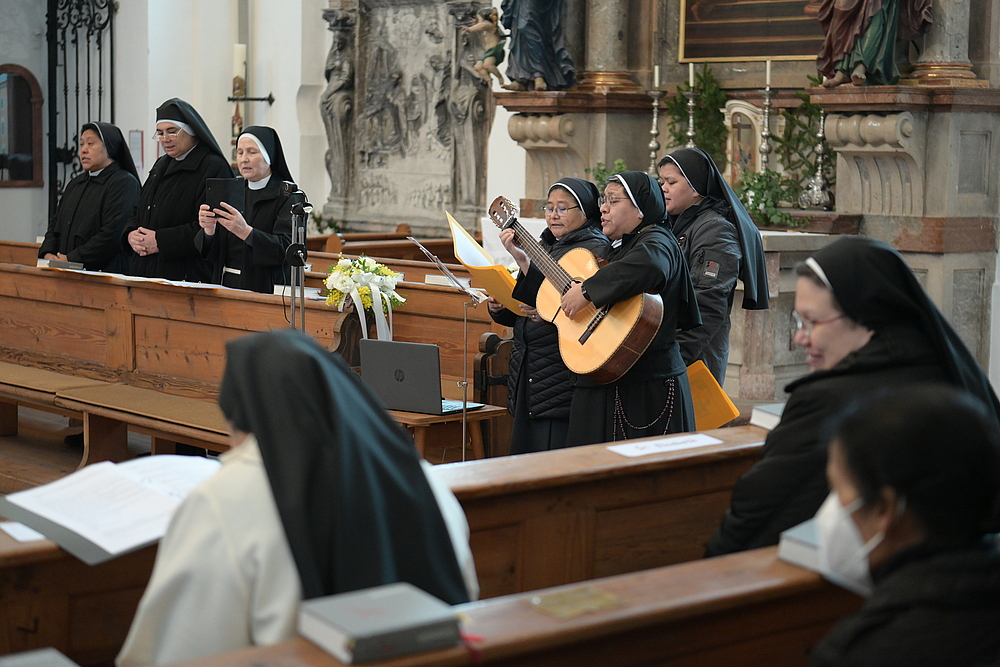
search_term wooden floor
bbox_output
[0,406,474,494]
[0,407,152,494]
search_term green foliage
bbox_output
[774,75,835,203]
[736,169,798,227]
[585,159,628,186]
[665,65,728,169]
[311,211,344,234]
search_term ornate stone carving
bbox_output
[506,113,588,199]
[321,8,357,218]
[319,0,496,233]
[824,112,925,216]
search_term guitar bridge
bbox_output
[578,306,610,344]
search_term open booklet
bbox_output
[445,212,523,313]
[0,456,220,565]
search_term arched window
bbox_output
[0,64,44,188]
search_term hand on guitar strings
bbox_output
[499,229,530,275]
[561,282,589,320]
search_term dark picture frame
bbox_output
[680,0,824,62]
[0,63,44,188]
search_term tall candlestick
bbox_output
[654,65,660,89]
[233,43,247,79]
[765,59,771,87]
[689,62,695,88]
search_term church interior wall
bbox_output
[0,0,48,244]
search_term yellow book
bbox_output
[446,212,524,314]
[686,360,740,430]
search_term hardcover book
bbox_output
[299,582,460,664]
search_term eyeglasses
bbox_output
[792,310,844,336]
[153,127,184,141]
[542,205,580,216]
[598,197,630,208]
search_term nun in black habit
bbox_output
[658,147,769,384]
[118,329,477,667]
[39,122,140,272]
[705,236,1000,557]
[488,177,610,453]
[122,98,233,281]
[195,126,293,293]
[560,171,702,447]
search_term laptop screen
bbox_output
[359,339,444,414]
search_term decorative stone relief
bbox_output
[825,112,926,216]
[321,9,357,218]
[321,0,496,234]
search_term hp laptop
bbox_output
[359,339,484,415]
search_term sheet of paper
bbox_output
[0,521,46,542]
[607,433,724,458]
[116,455,221,500]
[6,458,219,555]
[448,214,494,267]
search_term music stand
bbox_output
[408,237,485,461]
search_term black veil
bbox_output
[218,329,470,604]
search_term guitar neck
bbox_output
[505,220,574,293]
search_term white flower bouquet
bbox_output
[325,255,405,339]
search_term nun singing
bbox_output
[559,171,701,446]
[122,98,233,281]
[196,126,294,293]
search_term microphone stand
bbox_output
[283,183,312,331]
[408,237,486,461]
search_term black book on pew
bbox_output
[299,582,460,664]
[0,456,219,565]
[36,258,85,270]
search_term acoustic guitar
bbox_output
[488,196,663,385]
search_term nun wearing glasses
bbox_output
[559,171,701,447]
[705,235,1000,557]
[122,98,233,281]
[196,126,293,293]
[489,177,610,454]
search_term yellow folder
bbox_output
[446,212,524,314]
[686,360,740,430]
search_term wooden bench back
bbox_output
[159,547,863,667]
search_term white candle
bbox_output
[765,59,771,87]
[233,43,247,79]
[654,65,660,89]
[689,62,695,88]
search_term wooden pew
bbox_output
[306,252,472,285]
[437,425,766,598]
[307,223,414,253]
[0,529,156,667]
[337,238,458,264]
[0,240,39,266]
[169,547,862,667]
[0,426,765,664]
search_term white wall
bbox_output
[0,0,49,243]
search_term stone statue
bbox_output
[818,0,932,86]
[462,7,507,87]
[452,19,493,208]
[500,0,576,91]
[320,12,354,205]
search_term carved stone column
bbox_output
[907,0,987,87]
[576,0,640,92]
[320,7,357,221]
[813,87,1000,367]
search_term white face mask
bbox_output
[815,491,883,597]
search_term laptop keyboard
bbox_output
[441,399,485,414]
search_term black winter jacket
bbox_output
[671,198,741,383]
[705,327,949,556]
[490,224,609,420]
[811,541,1000,667]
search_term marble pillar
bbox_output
[907,0,987,86]
[576,0,640,91]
